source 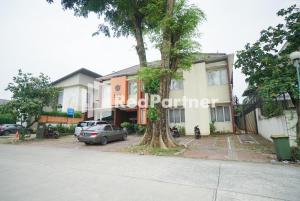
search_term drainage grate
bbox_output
[238,134,259,144]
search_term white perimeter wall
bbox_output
[256,108,297,147]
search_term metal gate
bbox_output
[234,103,258,134]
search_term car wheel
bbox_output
[3,131,10,135]
[101,137,108,145]
[54,132,59,139]
[122,133,127,141]
[84,142,91,145]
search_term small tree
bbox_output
[6,70,59,128]
[235,5,300,144]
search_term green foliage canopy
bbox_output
[47,0,150,37]
[235,5,300,102]
[139,0,205,94]
[6,70,59,127]
[0,102,17,124]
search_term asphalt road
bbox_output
[0,144,299,201]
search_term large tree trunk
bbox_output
[131,11,155,146]
[133,14,147,67]
[140,76,178,148]
[140,0,179,148]
[131,7,175,148]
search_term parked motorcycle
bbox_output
[170,126,180,138]
[194,125,201,139]
[44,125,60,139]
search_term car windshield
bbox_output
[77,122,88,127]
[86,124,106,131]
[96,121,107,125]
[88,122,96,126]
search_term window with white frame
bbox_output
[128,80,137,95]
[210,106,231,122]
[170,79,183,90]
[58,91,63,105]
[101,84,111,108]
[207,69,228,86]
[169,108,185,123]
[101,111,113,122]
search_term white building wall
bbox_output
[214,121,233,133]
[180,61,233,135]
[61,86,80,112]
[183,62,211,135]
[79,86,88,113]
[78,73,97,87]
[93,81,101,120]
[60,86,87,113]
[54,73,98,115]
[169,90,184,104]
[256,108,297,147]
[100,81,112,109]
[94,80,112,120]
[206,60,233,133]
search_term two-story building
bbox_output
[95,53,234,135]
[52,68,101,119]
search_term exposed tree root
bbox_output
[140,120,179,148]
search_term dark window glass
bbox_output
[104,125,112,131]
[174,109,180,123]
[216,106,224,122]
[169,110,174,123]
[224,106,230,121]
[211,108,216,122]
[181,109,185,122]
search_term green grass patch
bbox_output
[125,145,184,156]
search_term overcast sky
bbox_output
[0,0,298,100]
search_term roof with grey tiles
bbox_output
[98,53,228,81]
[98,60,160,81]
[52,68,101,85]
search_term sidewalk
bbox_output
[180,134,277,163]
[1,132,282,164]
[0,133,36,144]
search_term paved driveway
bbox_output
[0,144,299,201]
[22,134,142,152]
[182,134,277,163]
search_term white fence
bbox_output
[255,108,297,147]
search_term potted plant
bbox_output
[121,122,134,134]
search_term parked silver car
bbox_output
[78,124,127,145]
[74,120,107,137]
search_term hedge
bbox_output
[42,111,82,118]
[0,113,16,124]
[53,125,76,134]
